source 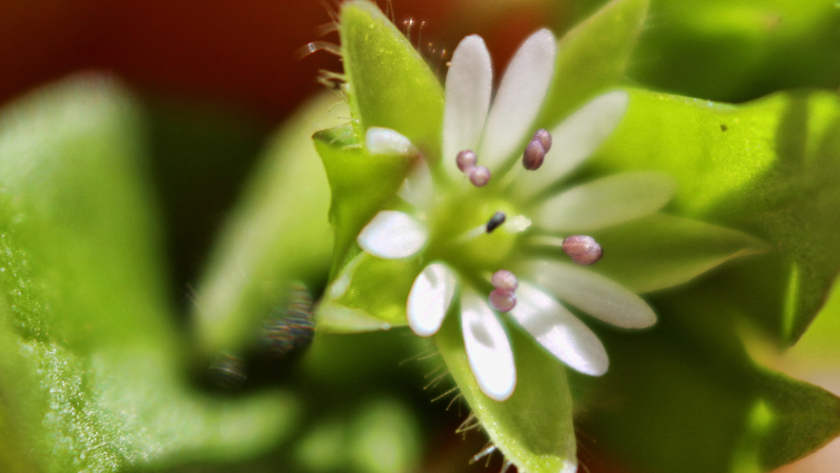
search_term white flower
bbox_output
[350,29,676,401]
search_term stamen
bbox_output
[468,165,491,187]
[489,288,516,312]
[562,235,604,265]
[491,270,518,291]
[522,139,546,170]
[485,212,506,233]
[532,128,552,152]
[456,150,477,171]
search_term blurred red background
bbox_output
[0,0,561,124]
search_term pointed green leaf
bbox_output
[591,88,840,345]
[0,76,296,472]
[340,0,444,159]
[589,213,771,294]
[537,0,649,128]
[194,94,339,356]
[436,313,576,473]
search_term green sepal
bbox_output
[537,0,649,128]
[0,76,297,472]
[593,88,840,345]
[589,213,771,294]
[436,313,576,473]
[313,124,413,276]
[317,251,420,333]
[340,0,444,160]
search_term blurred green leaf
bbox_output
[340,0,444,160]
[589,213,770,294]
[349,399,421,473]
[538,0,649,128]
[436,314,576,473]
[592,88,840,346]
[631,0,840,103]
[293,398,421,473]
[577,285,840,473]
[193,93,340,356]
[0,75,296,472]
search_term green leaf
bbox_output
[589,213,771,294]
[575,286,840,473]
[340,0,444,160]
[193,93,339,357]
[0,75,296,472]
[436,313,576,473]
[537,0,649,128]
[592,88,840,345]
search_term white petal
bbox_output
[514,90,630,199]
[524,260,656,328]
[357,211,428,259]
[365,127,416,155]
[479,29,556,170]
[443,35,493,179]
[398,159,435,212]
[407,263,458,336]
[510,282,608,376]
[534,171,677,232]
[461,289,516,401]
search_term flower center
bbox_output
[426,193,522,272]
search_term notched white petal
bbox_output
[480,29,557,170]
[534,171,677,232]
[358,210,428,259]
[515,90,630,198]
[510,282,608,376]
[461,289,516,401]
[408,263,458,336]
[365,127,416,156]
[443,35,493,179]
[526,260,656,329]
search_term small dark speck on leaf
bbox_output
[720,124,728,132]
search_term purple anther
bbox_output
[456,150,478,172]
[468,165,491,187]
[489,288,517,312]
[562,235,604,266]
[491,270,519,291]
[532,129,552,153]
[522,140,546,170]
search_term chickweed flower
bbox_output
[343,29,676,401]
